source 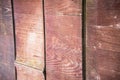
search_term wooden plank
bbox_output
[86,0,120,80]
[0,0,15,80]
[45,15,82,80]
[13,0,44,70]
[15,63,44,80]
[45,0,82,15]
[45,1,82,80]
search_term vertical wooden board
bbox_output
[14,0,44,70]
[45,15,82,80]
[45,0,82,80]
[86,0,120,80]
[45,0,82,15]
[0,0,15,80]
[15,63,44,80]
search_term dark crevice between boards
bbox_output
[82,0,86,80]
[15,66,18,80]
[11,0,17,80]
[42,0,46,80]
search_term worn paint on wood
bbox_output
[15,63,44,80]
[45,0,82,15]
[45,15,82,80]
[86,0,120,80]
[14,0,44,70]
[0,0,15,80]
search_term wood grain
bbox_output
[45,0,82,15]
[86,0,120,80]
[15,63,44,80]
[45,15,82,80]
[45,0,82,80]
[14,0,44,70]
[0,0,15,80]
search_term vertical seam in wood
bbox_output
[11,0,17,80]
[82,0,86,80]
[42,0,46,80]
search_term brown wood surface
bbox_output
[14,0,44,70]
[15,63,44,80]
[45,0,81,15]
[45,0,82,80]
[0,0,15,80]
[86,0,120,80]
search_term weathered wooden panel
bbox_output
[86,0,120,80]
[45,0,82,80]
[14,0,44,70]
[15,63,44,80]
[45,0,82,15]
[45,15,82,80]
[0,0,15,80]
